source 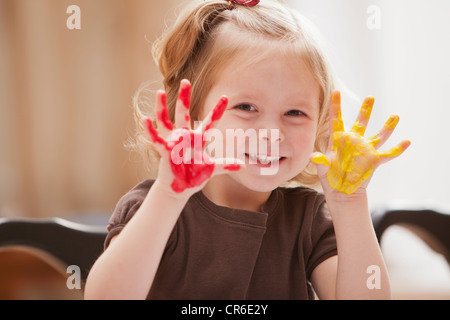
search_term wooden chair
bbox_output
[0,206,448,299]
[371,206,450,265]
[0,217,107,298]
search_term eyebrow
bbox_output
[226,87,319,111]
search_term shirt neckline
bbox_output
[191,188,281,229]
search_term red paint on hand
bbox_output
[144,84,235,194]
[170,160,215,193]
[156,92,174,130]
[144,118,169,149]
[179,81,191,109]
[224,164,241,171]
[169,130,215,193]
[205,97,228,131]
[145,120,215,193]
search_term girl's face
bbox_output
[201,51,321,192]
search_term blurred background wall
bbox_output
[0,0,180,219]
[2,0,449,220]
[2,0,450,219]
[292,0,450,211]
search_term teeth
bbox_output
[248,154,281,164]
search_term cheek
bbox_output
[203,115,235,158]
[205,116,269,161]
[289,126,317,158]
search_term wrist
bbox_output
[324,188,370,218]
[138,179,190,222]
[151,179,192,203]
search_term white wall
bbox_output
[289,0,450,211]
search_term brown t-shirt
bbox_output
[105,179,337,299]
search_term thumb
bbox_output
[310,152,330,179]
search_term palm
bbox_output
[312,91,411,195]
[143,79,241,194]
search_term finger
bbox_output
[174,79,192,129]
[155,90,173,138]
[331,91,344,133]
[368,115,399,149]
[211,158,245,177]
[327,91,344,148]
[142,117,169,154]
[310,152,330,179]
[310,152,330,167]
[351,96,374,136]
[378,140,411,165]
[199,96,229,133]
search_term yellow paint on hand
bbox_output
[384,114,399,130]
[311,153,330,167]
[327,131,380,195]
[331,92,345,132]
[318,92,410,195]
[351,97,374,136]
[379,140,411,158]
[368,114,400,147]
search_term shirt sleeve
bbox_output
[104,180,154,249]
[305,198,337,280]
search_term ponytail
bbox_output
[152,1,229,115]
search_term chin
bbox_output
[230,170,288,193]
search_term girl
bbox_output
[85,0,410,300]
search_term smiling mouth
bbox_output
[245,153,286,166]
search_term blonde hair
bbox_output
[131,0,336,186]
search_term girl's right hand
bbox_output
[143,79,243,199]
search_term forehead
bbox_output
[196,24,323,117]
[211,25,315,81]
[211,38,320,106]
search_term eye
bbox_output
[285,109,306,117]
[234,104,257,112]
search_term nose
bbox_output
[258,130,283,144]
[257,117,285,143]
[256,127,283,157]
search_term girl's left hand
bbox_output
[311,91,411,196]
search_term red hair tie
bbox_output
[227,0,260,10]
